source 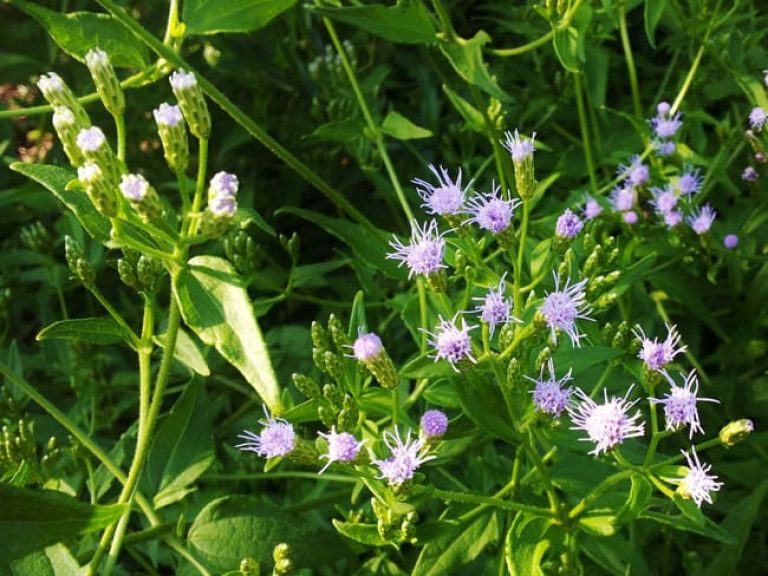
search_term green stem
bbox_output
[177,168,190,216]
[431,0,458,41]
[86,282,140,347]
[618,5,643,120]
[487,31,554,57]
[569,470,633,519]
[137,296,154,438]
[115,114,127,162]
[513,201,530,317]
[161,0,181,46]
[643,380,661,466]
[652,436,723,468]
[573,72,597,194]
[323,18,413,222]
[185,137,209,236]
[432,488,555,518]
[94,0,379,236]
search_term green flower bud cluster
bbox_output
[272,542,293,576]
[65,236,96,285]
[239,558,260,576]
[0,419,37,472]
[19,221,51,254]
[223,230,259,275]
[371,498,419,545]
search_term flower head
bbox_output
[209,171,239,199]
[539,274,593,347]
[413,164,470,216]
[623,211,639,225]
[420,410,449,438]
[76,126,106,153]
[618,155,650,187]
[663,210,683,228]
[236,406,295,458]
[153,103,184,127]
[677,447,723,507]
[527,359,573,417]
[119,173,150,202]
[208,194,237,218]
[651,370,718,438]
[583,195,603,220]
[352,332,383,362]
[749,106,767,131]
[650,103,683,139]
[650,185,679,215]
[610,185,636,212]
[85,48,109,69]
[318,427,365,473]
[473,275,515,337]
[686,204,716,235]
[555,208,584,238]
[169,69,198,91]
[78,162,102,184]
[742,166,759,182]
[423,314,476,371]
[568,386,645,456]
[501,129,536,161]
[677,168,703,196]
[372,427,434,486]
[633,323,687,372]
[387,219,446,279]
[654,139,676,156]
[464,182,519,233]
[724,234,739,249]
[37,72,65,97]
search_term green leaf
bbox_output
[307,1,436,45]
[155,326,210,377]
[187,496,347,572]
[639,508,735,543]
[143,383,215,509]
[439,31,506,99]
[332,520,389,547]
[10,163,110,243]
[173,256,282,413]
[456,368,518,444]
[504,513,551,576]
[12,1,148,68]
[306,118,365,144]
[552,346,623,375]
[36,317,129,346]
[442,84,485,132]
[183,0,298,35]
[380,111,433,140]
[412,511,500,576]
[581,533,653,576]
[703,480,768,576]
[579,514,617,536]
[644,0,666,48]
[277,207,403,278]
[552,26,580,72]
[0,484,125,561]
[8,544,82,576]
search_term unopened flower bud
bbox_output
[137,255,163,292]
[420,409,448,439]
[322,382,343,406]
[37,72,90,127]
[52,107,85,167]
[323,351,342,381]
[535,346,553,373]
[119,173,163,222]
[506,357,521,388]
[118,258,138,289]
[169,69,211,139]
[317,405,336,429]
[76,126,121,185]
[208,171,238,201]
[502,129,536,200]
[292,373,321,398]
[85,48,124,117]
[311,322,331,351]
[77,161,118,217]
[239,558,260,576]
[327,314,348,351]
[719,419,754,447]
[351,332,398,389]
[153,103,189,172]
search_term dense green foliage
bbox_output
[1,0,767,574]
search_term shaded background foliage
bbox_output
[1,0,768,574]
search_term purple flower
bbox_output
[78,162,102,185]
[610,185,636,212]
[464,182,519,233]
[372,427,434,486]
[387,219,446,279]
[650,103,683,139]
[473,275,515,337]
[209,194,237,218]
[76,126,106,153]
[749,106,767,131]
[555,208,584,238]
[623,211,639,225]
[37,72,65,96]
[678,447,723,507]
[539,274,593,347]
[209,171,239,198]
[633,323,687,372]
[236,407,296,458]
[654,139,676,156]
[423,314,476,372]
[501,129,536,161]
[618,155,650,187]
[724,234,739,249]
[413,164,470,216]
[526,359,573,417]
[420,409,449,438]
[153,103,184,127]
[677,168,703,196]
[686,204,716,235]
[650,185,679,215]
[651,370,718,438]
[568,386,645,456]
[663,210,683,228]
[169,69,198,91]
[352,332,383,362]
[119,173,150,202]
[583,195,603,220]
[742,166,758,182]
[318,427,365,473]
